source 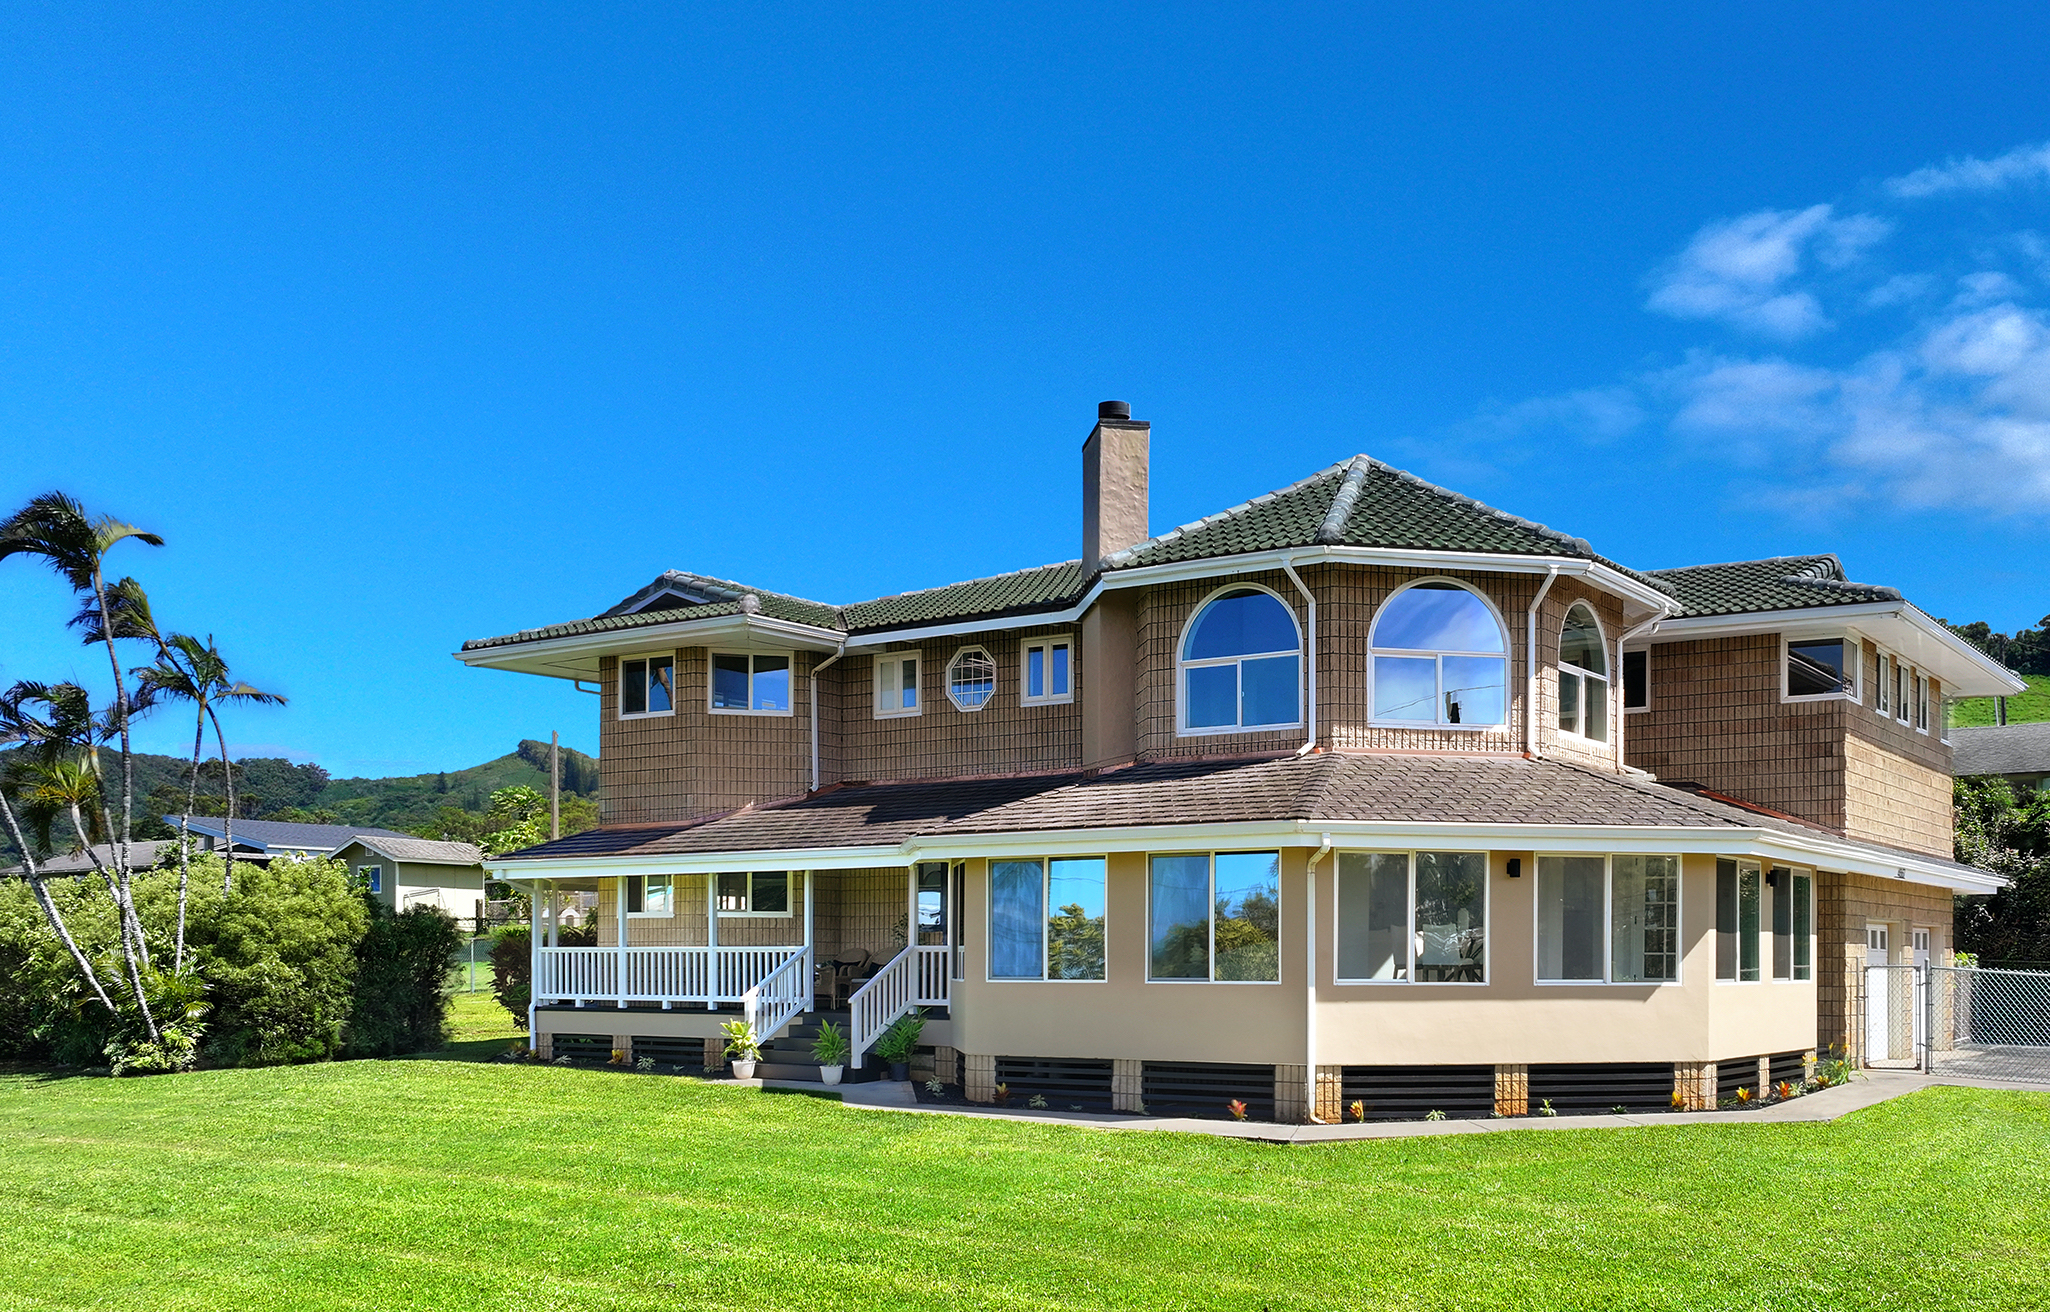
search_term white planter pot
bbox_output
[819,1064,844,1086]
[731,1059,757,1080]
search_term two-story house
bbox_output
[458,401,2020,1120]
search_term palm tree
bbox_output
[138,634,286,896]
[0,493,162,886]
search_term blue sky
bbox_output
[5,4,2050,777]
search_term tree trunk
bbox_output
[208,706,237,895]
[93,575,149,973]
[175,705,204,973]
[68,801,159,1044]
[0,792,118,1016]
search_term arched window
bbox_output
[1179,587,1301,732]
[1370,581,1507,726]
[1558,603,1608,742]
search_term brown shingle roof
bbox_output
[497,753,1981,877]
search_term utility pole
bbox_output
[550,730,561,840]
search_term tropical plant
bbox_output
[1348,1099,1366,1123]
[718,1019,761,1062]
[1227,1099,1249,1121]
[872,1008,925,1063]
[1424,1108,1446,1122]
[810,1020,849,1065]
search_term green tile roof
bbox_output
[1643,555,1902,618]
[839,560,1086,631]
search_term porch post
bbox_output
[526,878,539,1038]
[706,870,720,1009]
[804,869,815,1012]
[615,876,627,1009]
[907,865,918,959]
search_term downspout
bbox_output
[1614,615,1663,771]
[1524,567,1560,758]
[1304,834,1333,1123]
[1280,556,1318,756]
[810,641,848,792]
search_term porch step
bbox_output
[756,1059,882,1084]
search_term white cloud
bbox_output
[1888,142,2050,198]
[1645,204,1886,339]
[1473,386,1645,443]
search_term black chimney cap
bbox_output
[1098,400,1132,421]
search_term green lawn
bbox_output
[1954,673,2050,727]
[0,1064,2044,1311]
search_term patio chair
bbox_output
[821,950,873,1009]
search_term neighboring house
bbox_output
[4,839,185,880]
[329,835,488,919]
[166,816,417,863]
[1951,722,2050,796]
[456,401,2023,1118]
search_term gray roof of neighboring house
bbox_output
[337,835,486,867]
[6,840,177,878]
[493,751,1983,878]
[1951,722,2050,778]
[1643,554,1904,618]
[169,816,415,852]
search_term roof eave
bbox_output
[1640,601,2025,697]
[453,613,850,680]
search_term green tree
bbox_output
[1046,902,1105,980]
[1956,777,2050,964]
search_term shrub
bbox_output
[487,918,598,1028]
[345,902,463,1058]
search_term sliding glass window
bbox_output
[1335,851,1487,983]
[1716,858,1763,981]
[1148,852,1280,982]
[990,858,1106,981]
[1536,855,1679,983]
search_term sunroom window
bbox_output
[1178,589,1300,733]
[1335,851,1487,983]
[711,653,792,714]
[1535,855,1678,983]
[1370,582,1507,726]
[1148,851,1280,981]
[1558,604,1609,742]
[1716,858,1762,981]
[620,655,675,718]
[989,857,1106,981]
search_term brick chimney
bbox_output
[1082,400,1150,575]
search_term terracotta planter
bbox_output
[819,1064,845,1086]
[731,1059,757,1080]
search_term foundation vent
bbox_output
[1141,1061,1276,1121]
[1339,1065,1495,1120]
[550,1033,612,1062]
[632,1035,707,1069]
[994,1057,1115,1110]
[1527,1062,1675,1114]
[1718,1055,1766,1102]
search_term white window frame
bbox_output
[1175,584,1304,737]
[874,652,922,719]
[1332,849,1490,987]
[1940,691,1954,744]
[1622,647,1650,714]
[1367,577,1511,731]
[1895,659,1911,725]
[1020,635,1075,706]
[1781,635,1861,705]
[1145,850,1284,985]
[985,855,1108,984]
[356,864,383,895]
[944,646,998,713]
[618,652,677,720]
[707,651,796,717]
[1875,649,1892,717]
[1531,853,1684,987]
[713,870,795,918]
[625,873,674,918]
[1915,673,1930,734]
[1557,603,1611,743]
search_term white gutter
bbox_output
[1524,567,1560,758]
[488,816,1999,894]
[1279,555,1318,756]
[809,641,848,792]
[1304,833,1332,1122]
[1643,601,2022,696]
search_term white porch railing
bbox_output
[742,947,814,1045]
[849,945,952,1070]
[535,946,804,1008]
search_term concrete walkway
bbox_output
[812,1070,2046,1143]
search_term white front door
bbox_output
[1912,928,1931,968]
[1865,924,1892,1061]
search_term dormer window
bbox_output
[1370,581,1507,727]
[1557,604,1609,743]
[619,654,675,718]
[1177,587,1302,734]
[1786,637,1858,702]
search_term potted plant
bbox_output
[811,1020,849,1086]
[719,1019,761,1080]
[872,1009,925,1081]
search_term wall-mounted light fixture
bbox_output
[1506,858,1522,879]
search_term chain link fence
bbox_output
[1910,964,2050,1086]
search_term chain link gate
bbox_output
[1924,965,2050,1086]
[1863,964,1923,1069]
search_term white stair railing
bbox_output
[742,947,813,1045]
[849,946,918,1070]
[915,945,951,1005]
